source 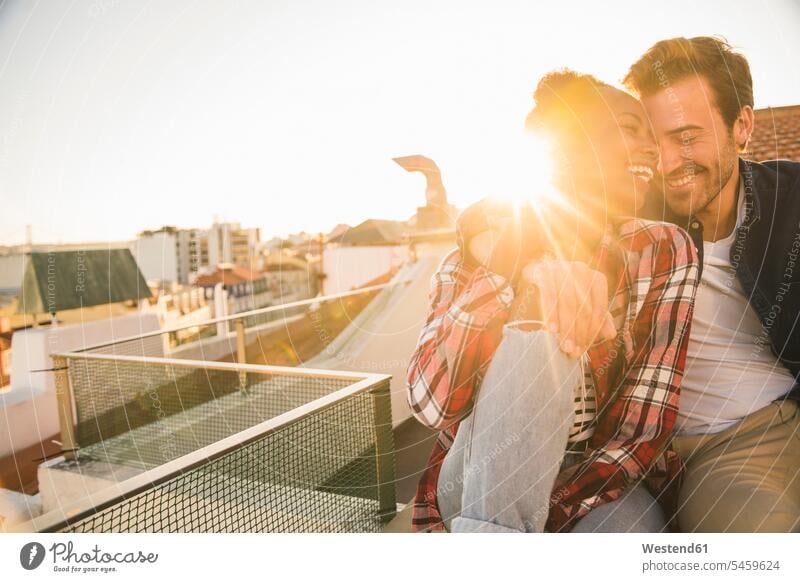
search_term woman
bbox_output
[406,70,700,533]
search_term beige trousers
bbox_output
[671,398,800,532]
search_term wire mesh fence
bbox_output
[67,356,361,468]
[34,283,403,533]
[38,379,396,533]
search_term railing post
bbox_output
[234,318,247,392]
[52,355,78,461]
[369,378,396,522]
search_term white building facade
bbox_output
[136,223,261,286]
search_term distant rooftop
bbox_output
[749,104,800,161]
[0,241,131,256]
[263,254,310,272]
[194,264,262,286]
[327,219,407,246]
[17,249,151,314]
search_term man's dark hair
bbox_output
[623,36,753,129]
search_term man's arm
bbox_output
[406,249,514,430]
[546,225,700,532]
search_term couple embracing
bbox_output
[406,36,800,533]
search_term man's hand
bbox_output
[522,259,617,358]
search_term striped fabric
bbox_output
[566,357,597,448]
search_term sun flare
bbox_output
[485,133,562,212]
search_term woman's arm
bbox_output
[406,248,515,430]
[546,224,700,532]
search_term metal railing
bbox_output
[54,354,359,461]
[51,282,408,460]
[76,282,404,362]
[32,281,407,531]
[28,281,416,531]
[16,369,396,532]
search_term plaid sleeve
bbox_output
[546,225,699,532]
[406,248,515,430]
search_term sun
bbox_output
[486,132,562,211]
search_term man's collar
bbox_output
[739,157,761,226]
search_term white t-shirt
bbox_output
[676,185,795,436]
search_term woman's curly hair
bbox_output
[524,69,611,146]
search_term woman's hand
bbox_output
[457,198,541,282]
[508,281,545,330]
[467,219,526,280]
[521,258,617,358]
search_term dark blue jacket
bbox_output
[645,158,800,402]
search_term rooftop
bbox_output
[327,219,408,246]
[748,104,800,161]
[194,264,263,286]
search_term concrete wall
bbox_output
[323,245,409,295]
[310,240,453,426]
[134,231,179,283]
[0,252,26,292]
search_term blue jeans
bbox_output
[436,326,667,533]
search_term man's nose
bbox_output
[658,141,686,176]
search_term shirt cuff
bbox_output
[447,265,515,328]
[466,265,516,309]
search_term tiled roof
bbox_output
[263,262,305,272]
[748,105,800,161]
[18,250,151,314]
[194,265,262,286]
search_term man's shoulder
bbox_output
[745,157,800,178]
[743,158,800,203]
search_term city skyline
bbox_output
[1,0,800,245]
[0,217,359,250]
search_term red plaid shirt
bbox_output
[406,219,700,532]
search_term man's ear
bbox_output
[735,105,755,153]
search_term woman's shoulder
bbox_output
[615,217,697,256]
[435,247,472,277]
[432,247,474,286]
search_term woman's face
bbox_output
[562,87,658,217]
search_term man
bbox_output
[623,36,800,532]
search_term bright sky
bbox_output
[1,0,799,245]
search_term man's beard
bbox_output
[662,146,737,219]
